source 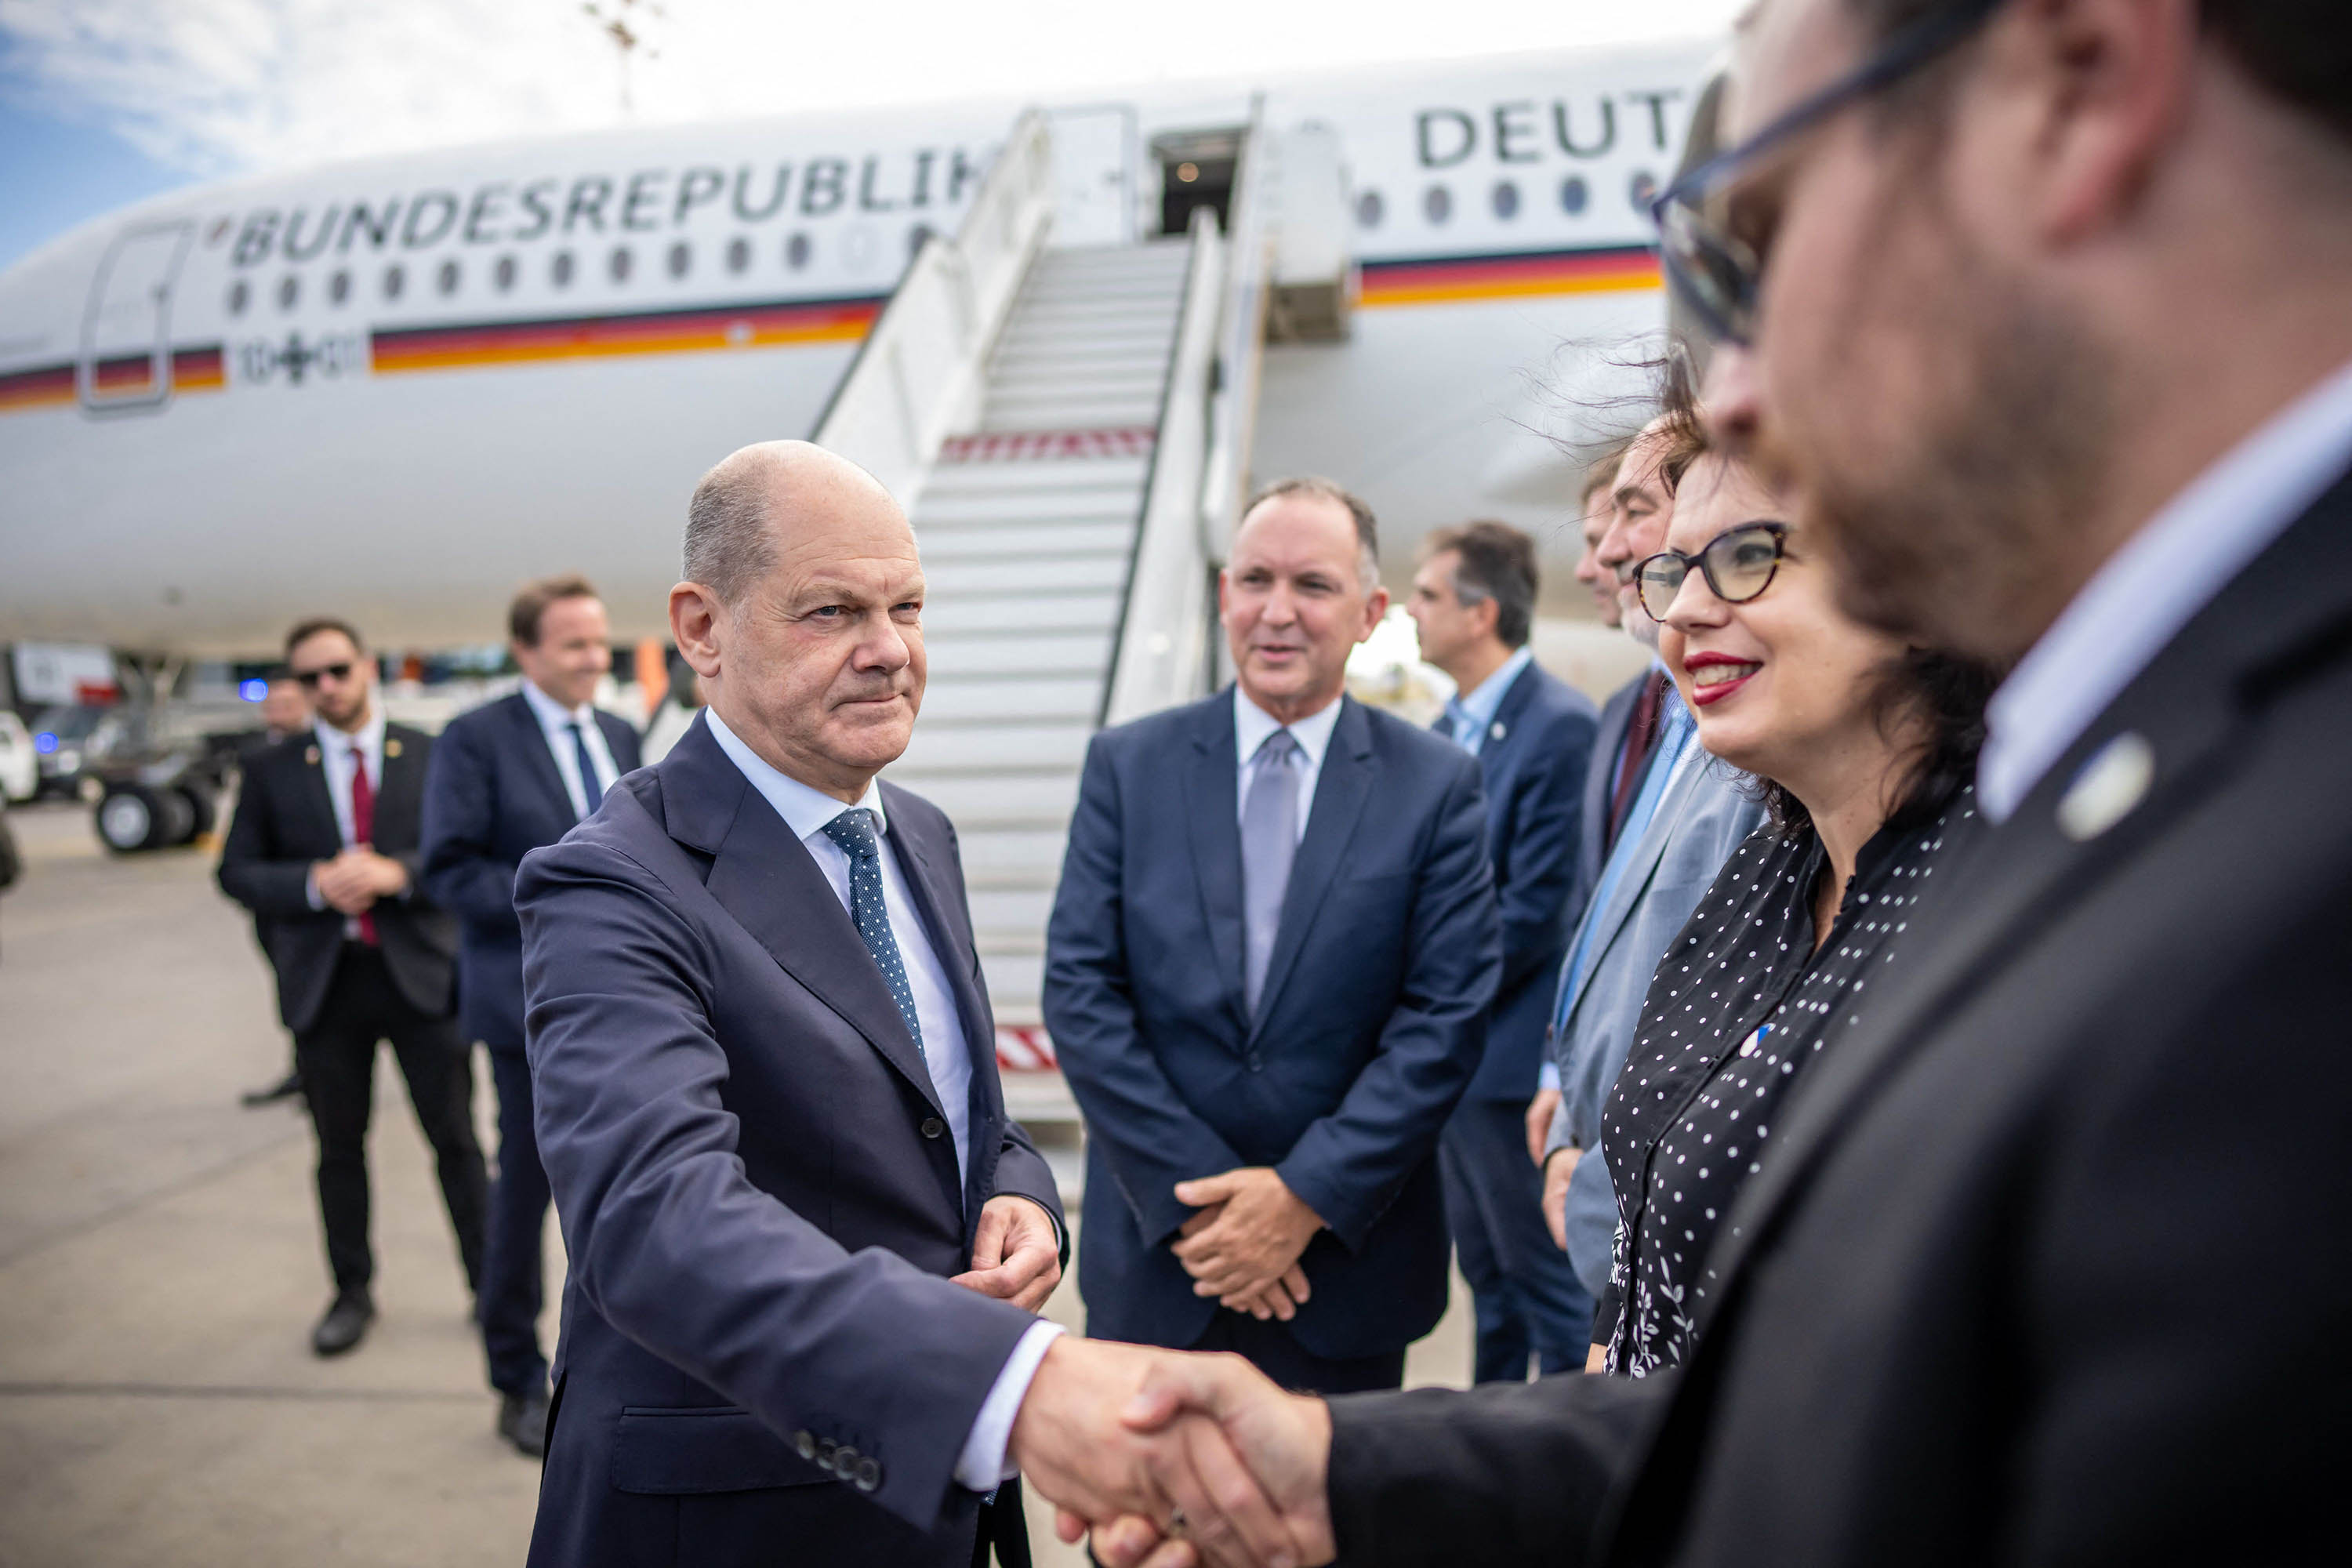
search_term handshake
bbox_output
[1008,1335,1338,1568]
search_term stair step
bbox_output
[916,593,1120,634]
[918,677,1100,724]
[922,631,1112,676]
[895,721,1092,774]
[918,494,1142,528]
[956,826,1076,880]
[917,458,1151,496]
[979,951,1045,1010]
[918,519,1134,557]
[891,771,1080,827]
[926,553,1127,597]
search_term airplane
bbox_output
[0,36,1716,657]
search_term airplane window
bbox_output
[1356,191,1384,230]
[1629,172,1659,211]
[726,236,750,274]
[1491,181,1520,220]
[551,250,575,287]
[278,275,299,310]
[667,241,691,279]
[383,263,405,300]
[786,232,811,270]
[227,279,250,316]
[437,259,461,296]
[610,246,633,282]
[494,255,517,291]
[1559,176,1589,216]
[1424,185,1452,225]
[328,270,350,305]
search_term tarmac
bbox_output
[0,797,1474,1567]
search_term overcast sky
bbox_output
[0,0,1743,265]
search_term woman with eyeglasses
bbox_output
[1591,445,1995,1376]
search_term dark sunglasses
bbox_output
[1635,522,1790,621]
[292,662,356,688]
[1650,0,2007,344]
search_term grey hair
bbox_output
[1241,476,1381,586]
[683,451,781,606]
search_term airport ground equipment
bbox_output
[815,109,1287,1121]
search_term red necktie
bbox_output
[348,748,379,946]
[1606,670,1669,849]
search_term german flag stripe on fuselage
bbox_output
[369,292,887,373]
[1357,243,1661,307]
[0,347,225,412]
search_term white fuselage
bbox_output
[0,38,1713,655]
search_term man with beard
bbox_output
[1045,1,2352,1563]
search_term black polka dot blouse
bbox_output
[1595,783,1982,1377]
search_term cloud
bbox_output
[1,0,1743,178]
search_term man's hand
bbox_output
[951,1196,1062,1313]
[1542,1147,1578,1251]
[315,848,408,914]
[1218,1265,1312,1323]
[1171,1169,1323,1301]
[1012,1338,1308,1568]
[1069,1351,1338,1568]
[1524,1087,1562,1166]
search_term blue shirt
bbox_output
[1441,647,1534,758]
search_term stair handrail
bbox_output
[1198,95,1273,564]
[812,109,1055,503]
[1098,206,1229,727]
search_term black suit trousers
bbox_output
[481,1045,552,1393]
[295,945,488,1295]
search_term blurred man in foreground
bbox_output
[518,441,1297,1567]
[218,621,486,1358]
[1069,1,2352,1562]
[421,575,643,1457]
[1406,521,1596,1382]
[1047,479,1499,1396]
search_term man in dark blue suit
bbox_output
[1404,521,1596,1382]
[420,574,643,1456]
[1047,477,1501,1396]
[517,441,1289,1568]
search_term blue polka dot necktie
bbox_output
[820,808,924,1060]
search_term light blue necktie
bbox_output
[1239,729,1301,1018]
[1553,694,1695,1033]
[820,808,924,1059]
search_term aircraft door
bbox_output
[78,222,193,414]
[1047,106,1138,247]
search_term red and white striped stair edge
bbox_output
[994,1025,1060,1073]
[938,427,1156,463]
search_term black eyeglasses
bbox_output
[1636,522,1790,620]
[292,662,356,688]
[1651,0,2007,344]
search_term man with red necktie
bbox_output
[220,617,487,1359]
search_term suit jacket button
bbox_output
[793,1430,817,1461]
[833,1443,861,1478]
[921,1117,946,1139]
[1245,1052,1263,1073]
[815,1439,838,1472]
[855,1457,883,1492]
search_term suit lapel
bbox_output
[666,719,946,1118]
[1249,698,1377,1043]
[1555,747,1703,1038]
[882,789,996,1080]
[1182,700,1250,1035]
[505,693,579,824]
[297,733,341,851]
[1692,467,2352,1338]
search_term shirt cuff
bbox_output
[1537,1060,1561,1093]
[954,1319,1065,1491]
[305,868,325,911]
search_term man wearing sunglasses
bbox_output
[220,618,487,1360]
[1058,2,2352,1565]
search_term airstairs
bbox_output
[814,108,1347,1120]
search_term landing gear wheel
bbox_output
[96,784,193,853]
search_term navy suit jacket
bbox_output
[1580,671,1647,896]
[420,691,643,1052]
[1436,661,1599,1102]
[517,713,1065,1568]
[1044,691,1500,1359]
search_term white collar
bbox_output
[519,677,594,733]
[1453,646,1533,721]
[1980,356,2352,821]
[703,707,889,841]
[1234,685,1345,768]
[314,702,385,757]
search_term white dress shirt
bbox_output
[1980,357,2352,821]
[519,679,621,819]
[702,709,1058,1490]
[307,703,390,936]
[1233,684,1345,840]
